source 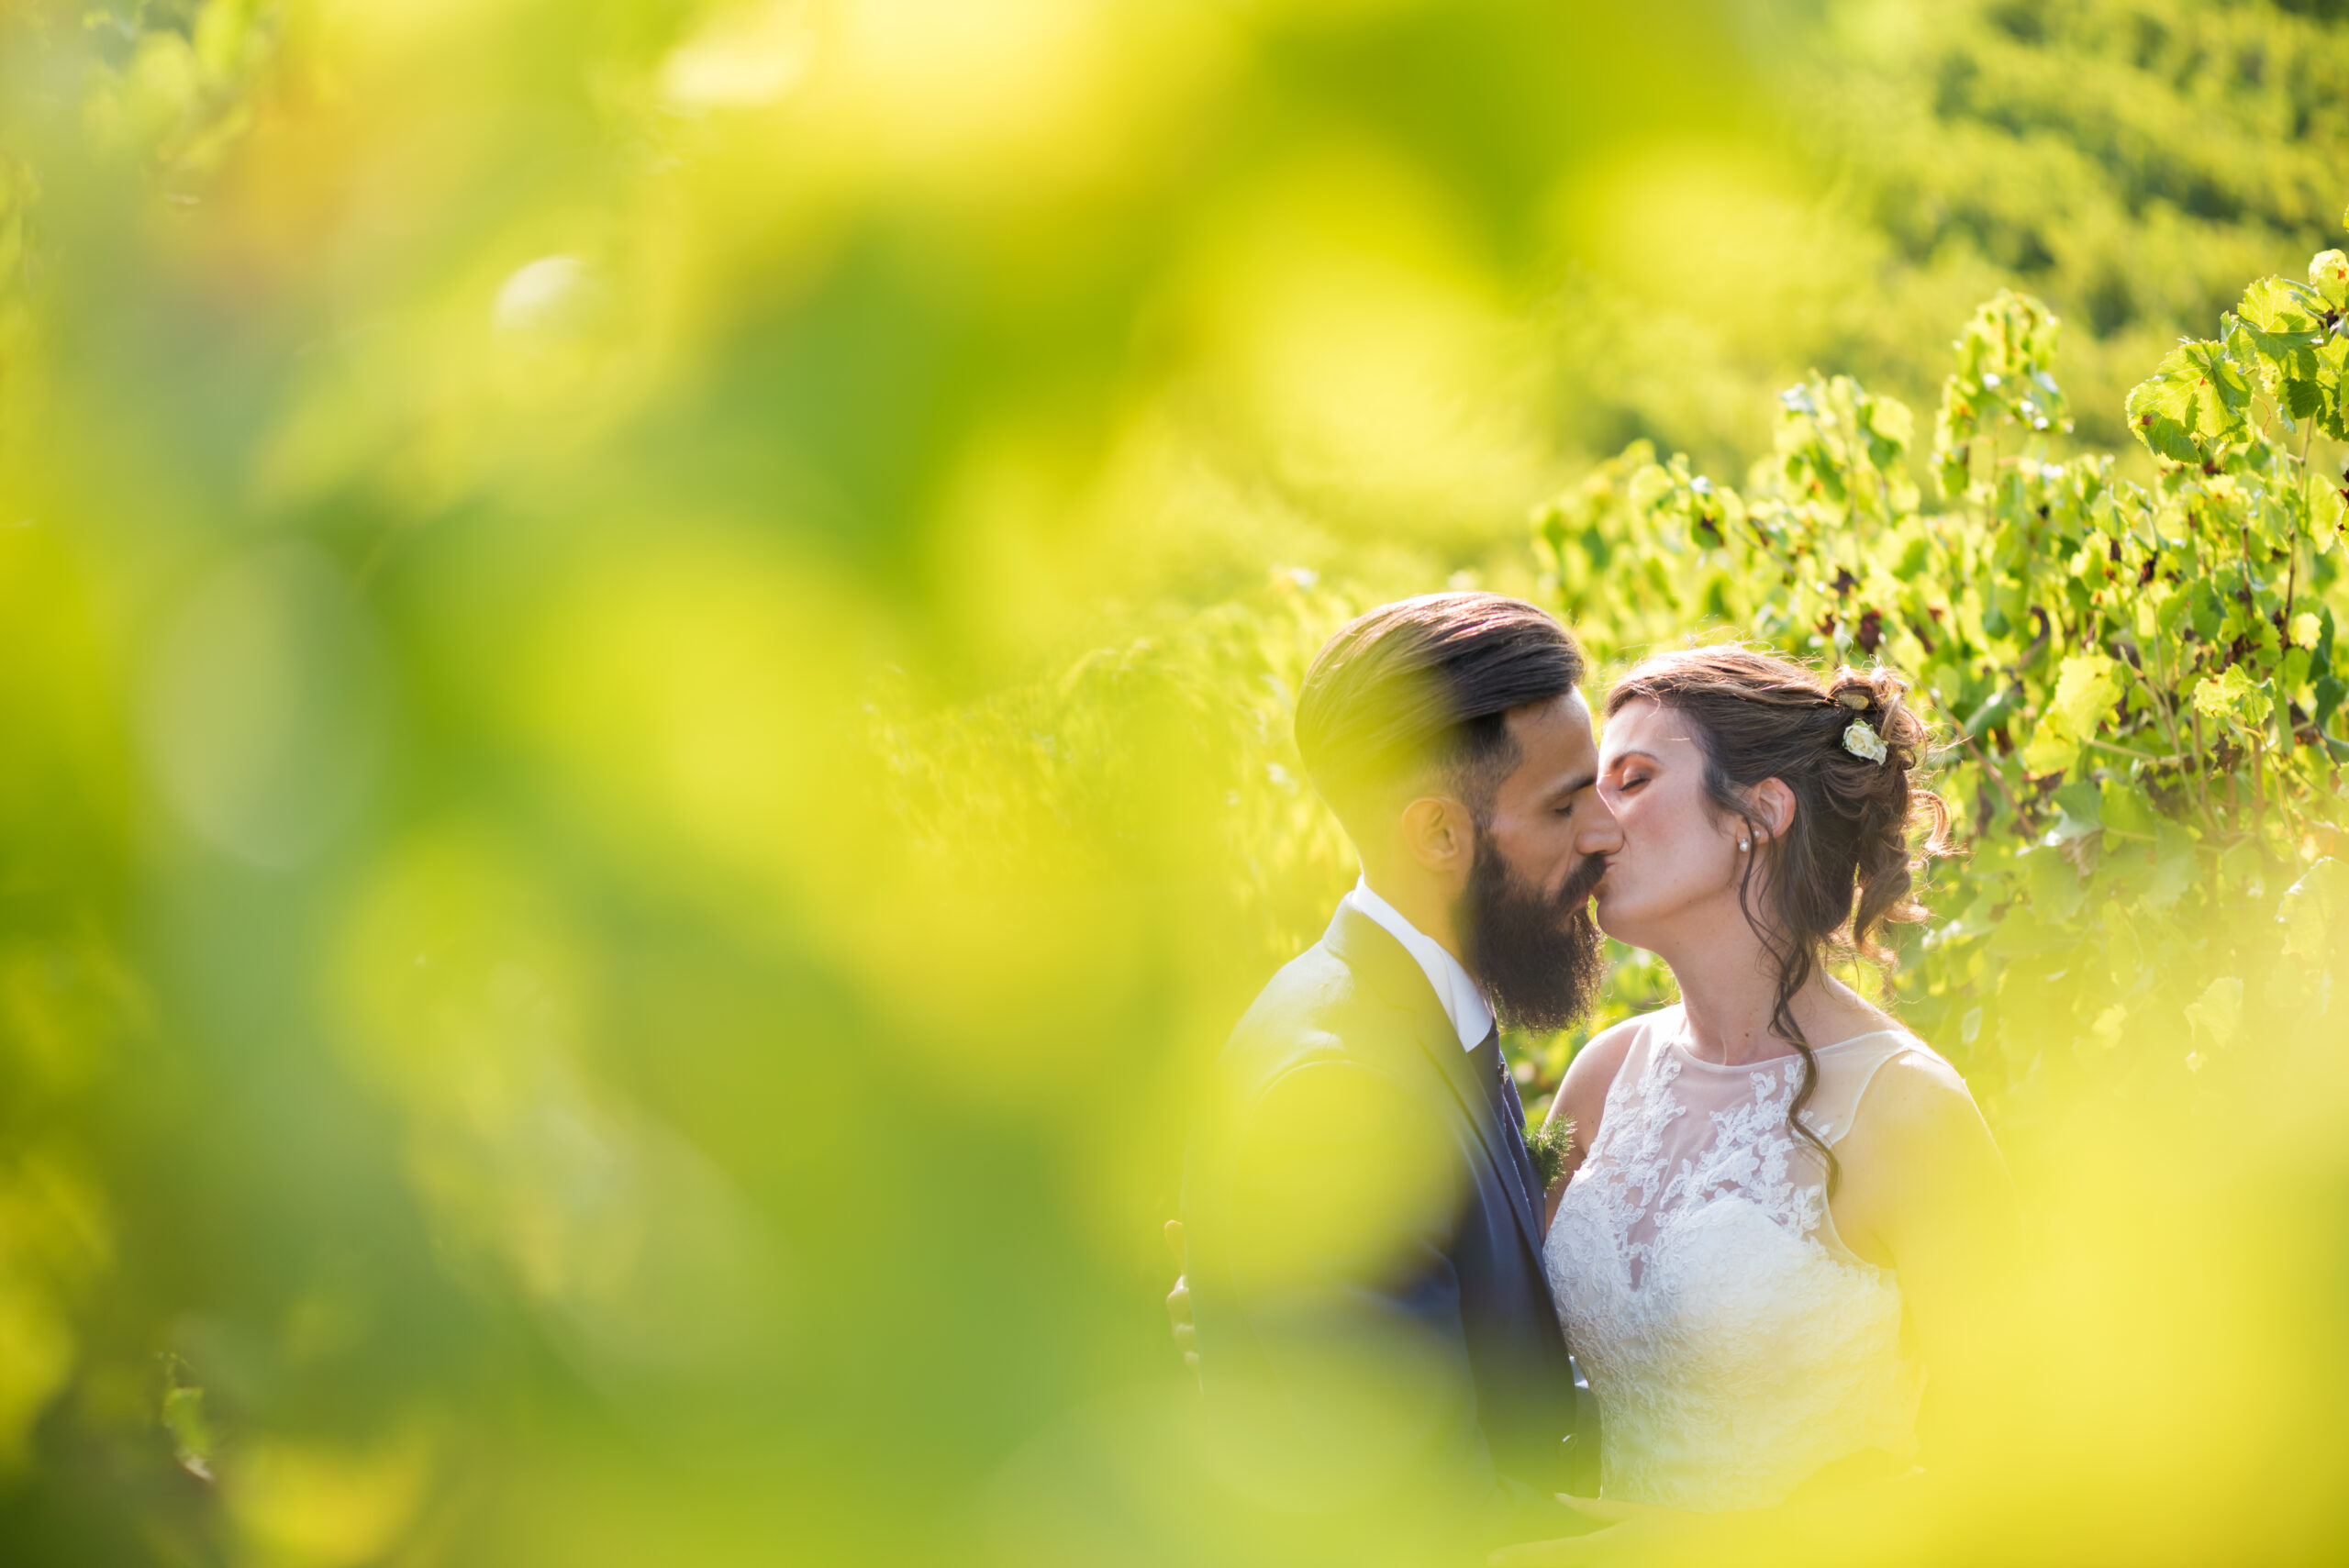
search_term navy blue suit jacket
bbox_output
[1181,904,1591,1539]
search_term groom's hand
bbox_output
[1164,1219,1199,1385]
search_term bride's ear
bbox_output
[1746,778,1797,845]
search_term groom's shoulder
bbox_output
[1227,937,1356,1054]
[1219,931,1411,1086]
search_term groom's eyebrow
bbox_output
[1550,769,1598,802]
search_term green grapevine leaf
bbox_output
[2315,674,2345,740]
[2143,820,2199,911]
[1965,685,2020,739]
[2312,481,2345,553]
[2046,780,2101,842]
[2024,651,2122,774]
[1866,391,1915,455]
[2184,976,2244,1049]
[2022,843,2088,922]
[1933,290,2070,495]
[2097,899,2144,994]
[2098,780,2158,840]
[2232,276,2335,428]
[2232,276,2327,381]
[2188,580,2225,641]
[2311,249,2349,311]
[2126,340,2253,464]
[2220,838,2271,902]
[1988,901,2061,960]
[1539,271,2338,1084]
[2190,665,2273,729]
[2050,651,2121,732]
[2281,375,2327,423]
[2278,859,2349,967]
[2020,731,2074,780]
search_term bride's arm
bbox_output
[1538,1021,1638,1229]
[1831,1053,2021,1464]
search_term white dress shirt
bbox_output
[1343,875,1494,1052]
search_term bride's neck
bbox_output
[1666,939,1841,1067]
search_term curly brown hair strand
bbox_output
[1604,648,1954,1192]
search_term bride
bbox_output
[1508,646,2017,1559]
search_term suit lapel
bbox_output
[1465,1025,1549,1255]
[1435,1027,1549,1273]
[1328,906,1550,1271]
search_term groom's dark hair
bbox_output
[1295,593,1585,830]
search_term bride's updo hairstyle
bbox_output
[1604,647,1954,1187]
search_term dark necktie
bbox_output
[1471,1025,1541,1211]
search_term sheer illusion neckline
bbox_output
[1664,1025,1909,1073]
[1543,1007,1930,1510]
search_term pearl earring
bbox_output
[1739,837,1751,851]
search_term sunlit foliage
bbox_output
[4,0,2349,1564]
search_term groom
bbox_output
[1175,593,1611,1548]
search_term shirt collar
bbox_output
[1343,875,1494,1052]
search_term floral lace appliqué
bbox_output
[1543,1018,1923,1512]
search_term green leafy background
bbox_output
[3,1,2348,1563]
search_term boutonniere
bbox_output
[1529,1115,1577,1189]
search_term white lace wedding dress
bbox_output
[1544,1005,1939,1511]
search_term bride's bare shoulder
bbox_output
[1839,1041,2002,1199]
[1542,1006,1670,1140]
[1813,975,1906,1050]
[1565,1010,1659,1085]
[1832,1040,2015,1265]
[1855,1045,1984,1136]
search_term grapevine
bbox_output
[1534,240,2349,1107]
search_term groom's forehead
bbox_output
[1501,692,1598,785]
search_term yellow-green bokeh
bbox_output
[5,1,2349,1564]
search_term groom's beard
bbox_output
[1459,835,1606,1036]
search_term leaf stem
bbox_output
[2188,703,2216,826]
[2251,731,2267,841]
[1959,725,2027,824]
[2127,639,2188,763]
[2082,737,2188,768]
[2298,415,2316,554]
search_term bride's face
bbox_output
[1591,698,1750,951]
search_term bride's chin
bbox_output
[1592,892,1650,947]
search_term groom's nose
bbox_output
[1573,794,1622,857]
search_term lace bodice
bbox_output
[1543,1006,1936,1511]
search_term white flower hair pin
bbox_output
[1842,717,1888,763]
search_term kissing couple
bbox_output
[1170,593,2016,1564]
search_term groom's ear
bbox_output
[1399,794,1475,878]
